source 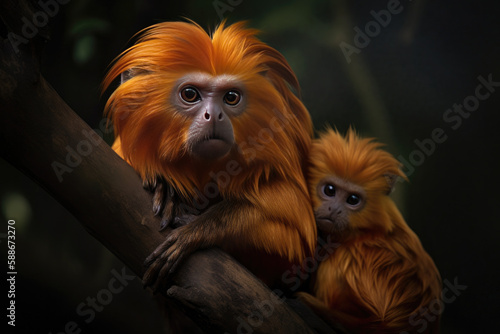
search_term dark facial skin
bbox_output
[314,176,365,235]
[172,72,247,160]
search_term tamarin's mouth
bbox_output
[316,217,334,224]
[203,133,224,141]
[197,131,230,147]
[316,216,349,234]
[192,136,232,160]
[316,217,335,230]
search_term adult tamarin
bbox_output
[299,128,442,334]
[102,21,316,290]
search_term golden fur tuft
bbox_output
[102,21,312,199]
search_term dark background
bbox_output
[1,0,499,333]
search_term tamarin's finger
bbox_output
[159,218,170,231]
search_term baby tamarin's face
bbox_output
[308,128,408,238]
[313,175,365,235]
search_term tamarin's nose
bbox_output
[328,207,341,213]
[204,107,224,122]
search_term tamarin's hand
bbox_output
[143,200,231,292]
[142,176,194,230]
[102,21,316,290]
[143,176,174,230]
[143,225,194,292]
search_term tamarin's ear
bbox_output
[120,68,150,84]
[383,173,401,195]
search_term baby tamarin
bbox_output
[300,128,442,334]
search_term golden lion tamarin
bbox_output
[299,128,442,334]
[102,21,316,290]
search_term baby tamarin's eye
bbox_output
[323,184,336,197]
[346,194,361,206]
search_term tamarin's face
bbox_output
[309,129,408,237]
[313,175,365,235]
[172,72,246,160]
[104,21,314,193]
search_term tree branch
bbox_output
[0,1,335,333]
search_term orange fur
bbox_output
[102,21,316,285]
[304,128,442,333]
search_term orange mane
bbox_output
[102,21,312,198]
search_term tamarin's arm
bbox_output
[143,182,315,291]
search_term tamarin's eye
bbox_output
[346,194,361,206]
[224,90,241,105]
[323,184,336,197]
[180,87,201,103]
